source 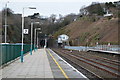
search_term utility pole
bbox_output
[30,22,39,54]
[4,2,9,43]
[21,7,36,62]
[37,32,42,49]
[21,7,25,62]
[30,22,33,55]
[34,28,41,51]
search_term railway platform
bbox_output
[1,48,88,80]
[88,49,119,54]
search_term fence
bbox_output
[64,45,120,52]
[92,45,120,52]
[0,44,34,66]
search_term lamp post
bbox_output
[37,32,42,49]
[4,1,9,44]
[21,7,36,62]
[34,28,41,51]
[30,22,39,55]
[44,34,47,48]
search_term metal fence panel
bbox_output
[0,44,33,66]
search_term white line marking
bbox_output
[49,49,89,80]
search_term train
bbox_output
[57,34,69,48]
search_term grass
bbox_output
[79,32,90,42]
[53,28,66,38]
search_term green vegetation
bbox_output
[99,42,118,45]
[105,2,116,8]
[87,3,105,16]
[79,32,90,42]
[53,28,69,38]
[93,34,100,41]
[78,15,100,22]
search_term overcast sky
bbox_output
[0,0,119,18]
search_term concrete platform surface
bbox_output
[46,49,88,80]
[1,48,88,80]
[1,49,53,78]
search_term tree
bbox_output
[29,13,40,19]
[86,3,105,15]
[105,2,116,9]
[58,14,64,23]
[2,8,14,16]
[79,5,88,16]
[49,14,56,23]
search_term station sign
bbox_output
[23,29,29,34]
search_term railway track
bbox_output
[52,48,120,79]
[50,49,103,80]
[86,51,120,64]
[64,49,120,68]
[64,50,120,70]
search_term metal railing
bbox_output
[92,45,120,52]
[0,44,34,66]
[64,45,120,52]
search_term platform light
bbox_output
[21,7,36,62]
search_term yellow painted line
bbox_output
[46,49,70,80]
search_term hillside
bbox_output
[53,1,120,46]
[1,1,119,45]
[54,17,118,46]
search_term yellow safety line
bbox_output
[46,49,70,80]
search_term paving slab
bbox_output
[1,49,53,79]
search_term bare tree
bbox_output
[79,5,88,16]
[49,14,56,23]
